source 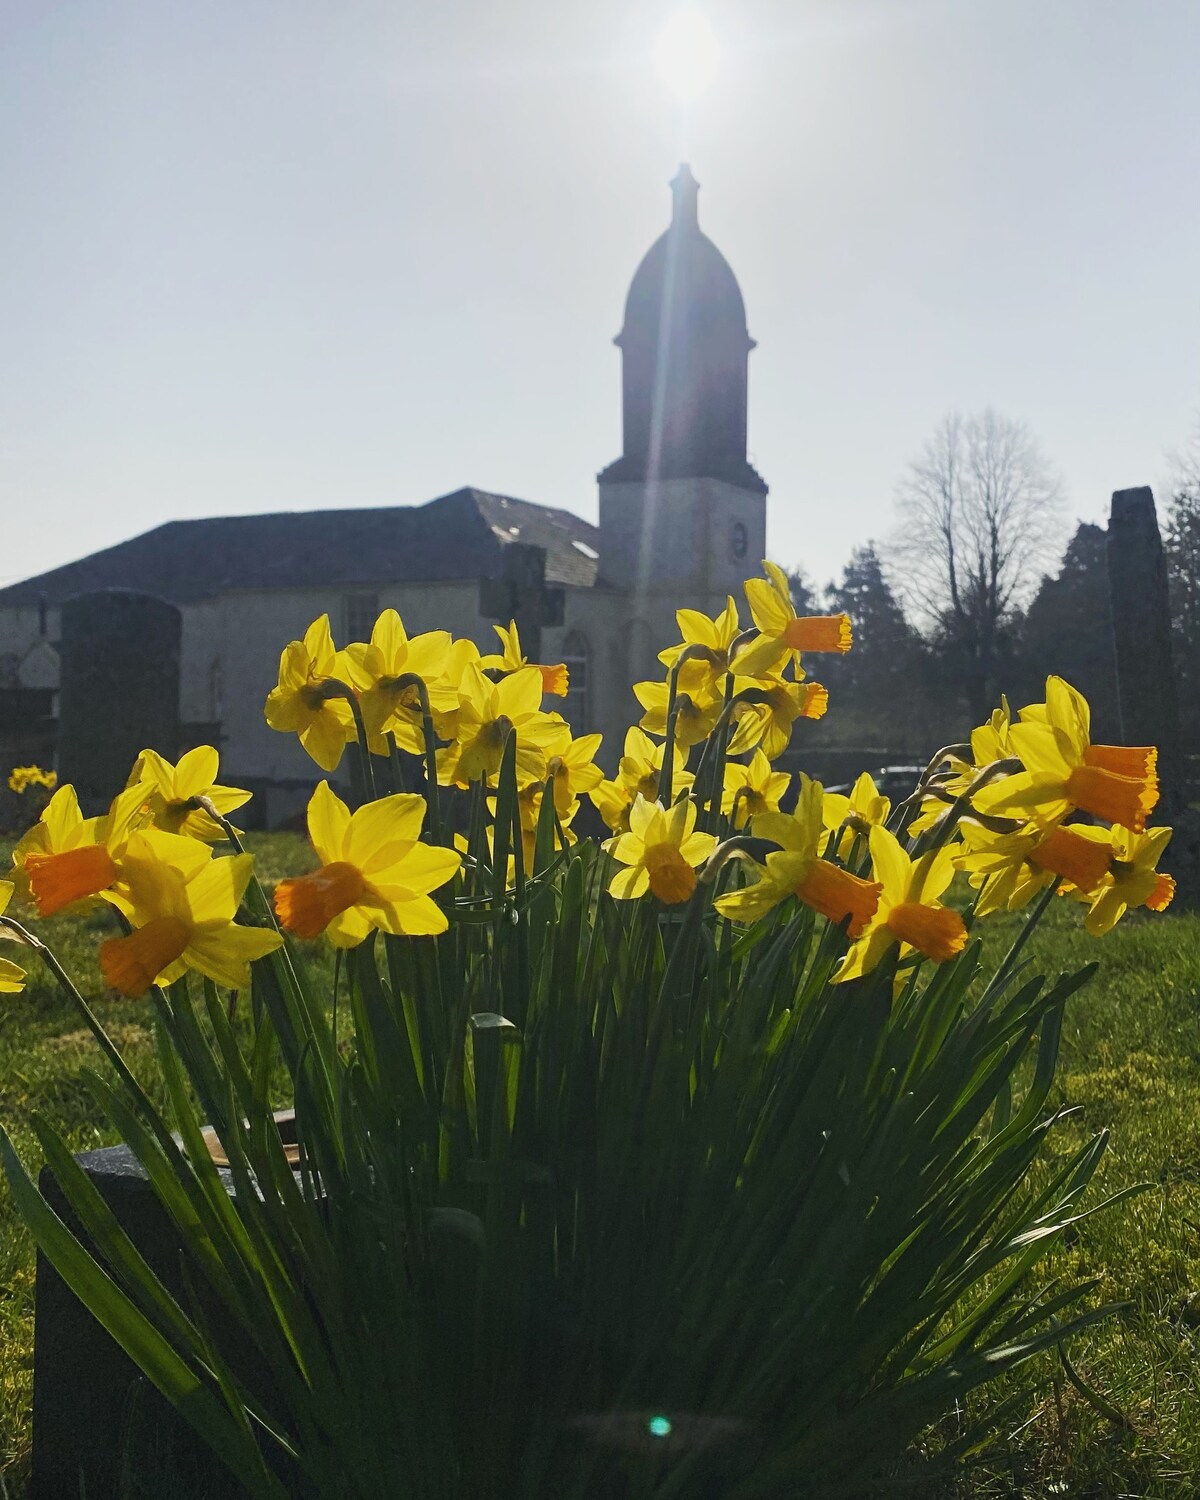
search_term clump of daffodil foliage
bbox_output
[1,560,1173,1499]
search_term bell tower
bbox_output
[597,165,767,618]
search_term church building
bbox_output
[0,167,768,824]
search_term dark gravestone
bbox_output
[34,1128,308,1500]
[1106,488,1184,812]
[58,590,181,812]
[479,542,564,666]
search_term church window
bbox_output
[344,592,380,643]
[730,520,748,561]
[561,631,590,731]
[207,657,224,722]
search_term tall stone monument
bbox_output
[57,589,182,809]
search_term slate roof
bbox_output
[0,488,601,607]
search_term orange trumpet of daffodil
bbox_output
[127,745,251,841]
[20,782,151,918]
[736,561,851,676]
[715,777,881,932]
[727,675,828,760]
[604,795,717,904]
[264,614,359,773]
[978,677,1157,832]
[274,783,461,945]
[480,620,569,696]
[834,825,967,983]
[99,831,283,998]
[955,819,1114,917]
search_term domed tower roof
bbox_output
[600,165,766,493]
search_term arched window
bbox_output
[561,631,590,732]
[207,657,224,722]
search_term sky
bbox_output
[3,0,1200,593]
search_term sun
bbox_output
[653,8,720,103]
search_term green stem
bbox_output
[658,662,682,808]
[414,680,443,844]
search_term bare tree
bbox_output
[892,408,1064,723]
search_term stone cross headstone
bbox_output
[478,542,564,664]
[57,589,182,811]
[1105,487,1183,813]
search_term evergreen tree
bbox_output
[1164,488,1200,752]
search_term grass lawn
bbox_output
[1,838,1199,1497]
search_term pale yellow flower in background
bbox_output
[821,772,891,859]
[721,751,790,830]
[634,679,723,748]
[604,796,716,903]
[437,664,566,788]
[657,596,744,697]
[128,746,251,841]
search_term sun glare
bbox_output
[653,8,720,102]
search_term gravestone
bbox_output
[479,542,564,664]
[58,590,181,811]
[1105,485,1200,899]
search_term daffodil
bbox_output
[834,826,967,983]
[20,782,151,917]
[633,679,724,749]
[955,820,1113,916]
[545,731,604,816]
[274,783,460,945]
[480,620,569,696]
[1082,825,1175,936]
[736,561,851,677]
[821,772,891,859]
[98,831,283,998]
[588,729,692,834]
[658,597,744,697]
[128,746,251,841]
[977,677,1157,832]
[715,777,881,932]
[721,751,790,830]
[340,609,459,755]
[604,796,717,903]
[727,675,827,759]
[0,882,27,993]
[264,614,359,773]
[436,664,566,789]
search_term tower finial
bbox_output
[670,163,699,229]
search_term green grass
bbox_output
[1,849,1199,1497]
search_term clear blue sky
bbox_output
[3,0,1198,592]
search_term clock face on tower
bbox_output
[730,520,748,561]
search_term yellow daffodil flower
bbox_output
[716,777,881,931]
[588,728,694,834]
[736,561,851,677]
[264,614,359,773]
[727,675,827,759]
[977,677,1157,832]
[604,795,716,904]
[908,702,1014,835]
[721,751,790,830]
[1083,825,1175,936]
[275,783,460,945]
[20,782,151,918]
[98,830,282,998]
[127,746,251,841]
[480,620,569,696]
[545,731,604,816]
[0,882,27,993]
[834,826,967,983]
[955,820,1113,917]
[633,679,724,749]
[821,772,891,859]
[436,664,566,789]
[658,597,744,697]
[340,609,459,755]
[8,765,56,795]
